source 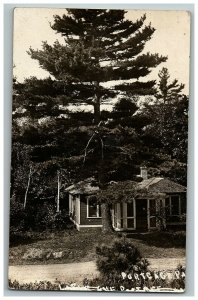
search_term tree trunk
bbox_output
[93,81,101,124]
[24,166,32,209]
[93,96,101,124]
[101,202,113,233]
[57,170,60,213]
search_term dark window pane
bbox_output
[98,204,101,217]
[150,200,156,215]
[114,215,117,227]
[88,200,97,217]
[127,202,134,217]
[114,204,117,214]
[165,198,170,215]
[120,219,123,228]
[181,196,186,214]
[120,204,123,218]
[171,196,179,215]
[127,219,134,228]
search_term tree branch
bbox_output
[24,166,32,209]
[83,132,96,164]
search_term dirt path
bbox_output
[9,258,185,284]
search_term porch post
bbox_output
[162,197,166,230]
[112,206,115,228]
[117,203,121,230]
[147,199,150,230]
[134,199,136,229]
[123,203,127,229]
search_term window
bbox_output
[149,199,156,228]
[113,202,135,229]
[166,195,180,216]
[87,199,101,218]
[165,195,185,223]
[171,196,180,215]
[126,202,135,229]
[180,195,186,215]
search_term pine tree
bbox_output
[142,67,186,154]
[28,9,167,124]
[157,67,185,103]
[140,68,188,184]
[26,9,168,232]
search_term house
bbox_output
[65,167,186,231]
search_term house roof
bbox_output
[65,177,99,195]
[66,177,186,196]
[138,177,186,193]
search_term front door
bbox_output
[136,199,148,230]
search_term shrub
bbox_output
[170,264,185,290]
[9,279,60,290]
[34,203,56,230]
[94,238,149,290]
[9,195,26,235]
[53,210,74,230]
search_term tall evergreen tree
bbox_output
[157,67,185,103]
[140,68,188,185]
[28,9,167,124]
[25,9,169,232]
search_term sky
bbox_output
[13,8,191,95]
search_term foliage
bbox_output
[94,238,149,289]
[157,67,185,103]
[142,68,188,164]
[9,279,60,290]
[11,9,187,233]
[96,238,148,274]
[170,265,185,290]
[28,10,166,125]
[9,194,27,236]
[34,203,56,230]
[9,275,185,291]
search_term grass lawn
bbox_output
[9,229,186,266]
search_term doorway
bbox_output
[136,199,148,230]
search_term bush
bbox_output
[9,195,28,240]
[170,264,185,290]
[9,279,60,290]
[34,203,56,230]
[54,210,74,230]
[94,238,149,289]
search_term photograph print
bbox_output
[9,7,190,292]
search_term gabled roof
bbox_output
[138,177,186,193]
[65,177,99,195]
[66,176,186,196]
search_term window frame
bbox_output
[113,202,135,230]
[148,199,157,229]
[126,202,135,229]
[87,198,102,218]
[166,194,181,217]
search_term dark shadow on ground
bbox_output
[125,231,186,248]
[9,224,75,247]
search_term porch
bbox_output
[112,199,161,231]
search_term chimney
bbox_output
[140,166,148,180]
